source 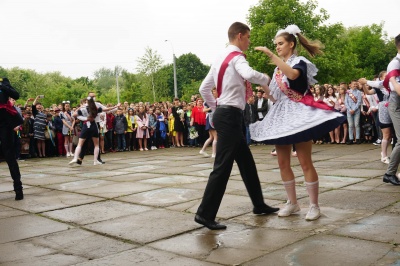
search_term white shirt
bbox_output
[387,53,400,92]
[199,45,269,110]
[257,98,264,119]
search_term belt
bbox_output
[217,105,243,113]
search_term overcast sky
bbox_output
[1,0,398,79]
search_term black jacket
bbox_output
[253,98,269,119]
[0,78,22,128]
[244,103,257,126]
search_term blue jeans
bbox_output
[245,125,251,145]
[347,109,360,140]
[116,133,126,150]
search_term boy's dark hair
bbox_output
[395,34,400,49]
[228,22,250,42]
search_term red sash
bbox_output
[383,69,400,92]
[217,51,253,102]
[0,101,18,116]
[275,68,333,111]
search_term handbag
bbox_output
[44,127,55,140]
[378,101,392,125]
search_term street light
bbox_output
[165,40,178,98]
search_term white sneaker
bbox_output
[373,139,382,146]
[381,153,390,164]
[278,200,300,217]
[66,152,71,157]
[199,150,209,157]
[94,160,103,165]
[305,204,321,221]
[292,151,297,157]
[211,154,216,158]
[70,153,74,157]
[68,158,77,165]
[271,149,277,156]
[381,156,390,164]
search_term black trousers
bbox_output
[196,107,265,221]
[0,126,22,191]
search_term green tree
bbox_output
[136,47,164,102]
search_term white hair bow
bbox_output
[275,24,301,37]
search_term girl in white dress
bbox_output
[250,25,345,220]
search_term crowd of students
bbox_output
[0,76,392,164]
[2,94,214,161]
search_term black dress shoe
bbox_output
[194,214,227,230]
[253,204,279,215]
[383,174,400,186]
[15,190,24,201]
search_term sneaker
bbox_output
[305,204,321,221]
[144,148,149,151]
[199,150,209,157]
[70,153,74,157]
[373,139,382,146]
[66,152,71,157]
[68,158,78,165]
[153,146,157,150]
[270,149,277,156]
[292,151,297,157]
[381,157,390,164]
[211,154,216,158]
[278,200,300,217]
[94,160,103,165]
[140,148,144,151]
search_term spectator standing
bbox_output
[190,98,207,146]
[53,108,65,156]
[244,95,257,146]
[135,105,149,151]
[32,97,47,157]
[113,108,127,152]
[345,80,363,144]
[61,101,75,157]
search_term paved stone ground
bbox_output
[0,143,399,265]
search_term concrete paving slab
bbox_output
[319,168,383,178]
[0,205,27,219]
[75,246,218,266]
[0,187,53,201]
[74,182,161,198]
[0,214,70,244]
[150,223,309,265]
[117,187,203,207]
[44,179,116,191]
[341,177,387,191]
[2,254,85,266]
[43,201,153,225]
[21,173,84,186]
[119,165,163,173]
[333,213,400,244]
[318,190,400,211]
[84,209,201,244]
[0,144,399,265]
[232,206,371,232]
[98,172,167,182]
[243,235,393,266]
[138,175,206,186]
[0,190,103,213]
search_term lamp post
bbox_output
[165,40,178,98]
